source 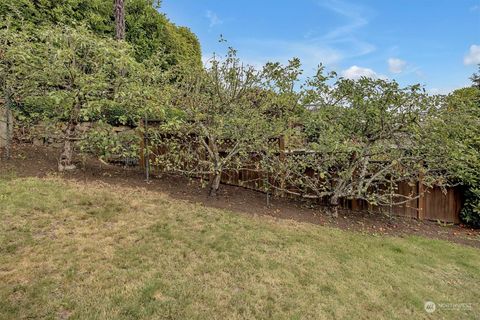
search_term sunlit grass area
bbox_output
[0,177,479,319]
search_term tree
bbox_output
[272,71,443,217]
[2,26,148,171]
[421,87,480,226]
[0,21,43,159]
[0,0,201,67]
[150,49,287,196]
[421,88,480,184]
[114,0,126,41]
[470,65,480,89]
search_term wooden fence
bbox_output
[205,166,461,224]
[140,128,463,224]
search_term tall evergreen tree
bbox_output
[470,65,480,89]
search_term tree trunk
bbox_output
[209,170,222,197]
[329,195,340,218]
[114,0,125,41]
[58,100,81,172]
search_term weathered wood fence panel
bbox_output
[424,186,462,224]
[347,182,461,223]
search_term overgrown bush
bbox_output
[79,123,139,164]
[461,186,480,228]
[420,87,480,226]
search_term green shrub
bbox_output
[461,186,480,228]
[78,123,139,162]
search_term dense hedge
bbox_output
[461,186,480,227]
[0,0,201,66]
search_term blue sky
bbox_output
[162,0,480,93]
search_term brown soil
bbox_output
[1,144,479,248]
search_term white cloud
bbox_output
[205,10,223,28]
[313,0,376,58]
[318,0,369,40]
[341,65,384,80]
[235,1,377,75]
[207,1,377,78]
[464,45,480,65]
[236,39,342,72]
[388,58,407,73]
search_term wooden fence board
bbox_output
[424,187,462,224]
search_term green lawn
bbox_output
[0,177,479,319]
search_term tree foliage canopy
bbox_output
[0,0,201,66]
[424,86,480,226]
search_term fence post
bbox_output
[278,135,286,197]
[139,119,145,169]
[418,172,426,220]
[144,116,150,182]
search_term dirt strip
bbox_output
[1,144,479,248]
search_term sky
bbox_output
[162,0,480,93]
